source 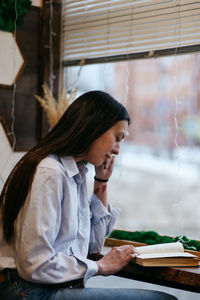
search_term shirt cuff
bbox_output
[90,194,119,233]
[75,255,98,285]
[84,259,98,285]
[107,203,119,235]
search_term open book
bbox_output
[132,242,199,267]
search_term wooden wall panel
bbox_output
[0,1,62,151]
[0,7,41,151]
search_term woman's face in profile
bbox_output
[83,120,128,167]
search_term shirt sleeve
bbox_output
[89,193,119,253]
[15,167,98,284]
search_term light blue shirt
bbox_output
[0,155,118,285]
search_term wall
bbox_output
[0,120,24,192]
[0,0,62,189]
[0,1,42,190]
[0,5,42,150]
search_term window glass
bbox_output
[65,53,200,239]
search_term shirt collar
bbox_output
[59,156,88,181]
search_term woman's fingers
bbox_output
[96,156,115,178]
[96,245,138,276]
[113,245,138,263]
[106,155,115,170]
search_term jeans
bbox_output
[0,269,178,300]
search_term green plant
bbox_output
[109,230,200,251]
[0,0,31,32]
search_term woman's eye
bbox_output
[116,133,125,142]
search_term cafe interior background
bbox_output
[0,1,200,298]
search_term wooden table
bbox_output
[89,246,200,293]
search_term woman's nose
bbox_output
[111,142,120,155]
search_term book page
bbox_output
[135,242,184,255]
[138,252,197,259]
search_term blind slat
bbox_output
[64,33,200,56]
[63,0,200,62]
[63,0,195,24]
[64,27,200,51]
[64,20,200,46]
[63,11,200,34]
[64,36,200,60]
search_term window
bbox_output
[65,53,200,239]
[63,0,200,239]
[63,0,200,64]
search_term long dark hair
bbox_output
[0,90,130,241]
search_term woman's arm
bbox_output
[89,156,118,253]
[93,156,115,209]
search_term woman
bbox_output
[0,91,177,299]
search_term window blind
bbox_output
[63,0,200,64]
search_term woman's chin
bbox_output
[96,160,105,167]
[89,157,105,167]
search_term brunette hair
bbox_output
[0,90,130,241]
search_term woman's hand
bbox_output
[94,156,115,208]
[95,155,115,180]
[96,245,138,276]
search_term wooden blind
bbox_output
[63,0,200,63]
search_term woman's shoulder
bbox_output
[37,155,77,178]
[37,154,62,172]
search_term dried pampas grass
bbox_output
[35,83,77,128]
